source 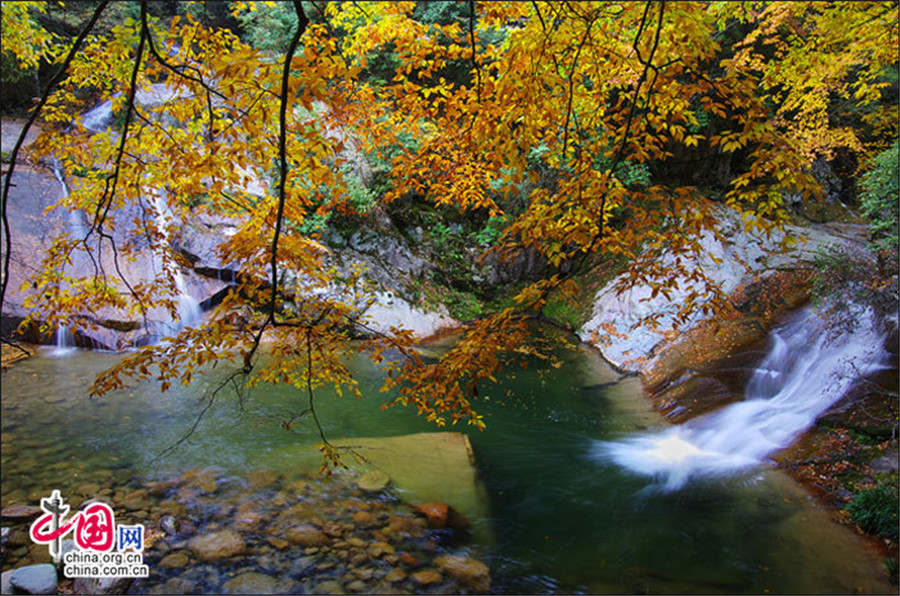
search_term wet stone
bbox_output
[0,504,41,519]
[246,469,281,489]
[187,529,245,562]
[6,528,31,547]
[148,577,194,594]
[351,510,375,525]
[411,569,443,586]
[398,551,421,568]
[344,579,368,593]
[369,541,395,558]
[222,571,278,594]
[313,579,345,594]
[157,552,190,569]
[27,543,54,565]
[356,470,390,493]
[434,555,491,592]
[286,523,329,547]
[385,568,407,583]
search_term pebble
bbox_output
[158,552,190,569]
[411,569,443,585]
[286,523,329,547]
[187,529,245,562]
[344,579,368,592]
[369,541,395,558]
[221,571,278,594]
[434,554,492,592]
[384,568,407,583]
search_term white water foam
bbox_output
[594,306,888,491]
[82,99,114,133]
[152,192,202,335]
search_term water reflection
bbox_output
[0,338,892,593]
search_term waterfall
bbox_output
[151,192,202,336]
[48,159,81,355]
[82,99,114,133]
[593,306,889,491]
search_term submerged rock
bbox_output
[285,523,329,547]
[434,555,491,593]
[411,569,443,586]
[356,470,390,493]
[221,572,278,594]
[187,529,245,562]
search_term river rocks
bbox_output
[384,568,408,583]
[187,529,245,562]
[434,555,491,592]
[1,445,493,595]
[71,576,134,595]
[368,541,395,558]
[8,563,57,595]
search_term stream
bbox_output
[0,317,893,593]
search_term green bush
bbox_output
[859,140,899,253]
[232,1,299,54]
[847,482,899,540]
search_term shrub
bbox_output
[847,481,899,540]
[859,140,899,254]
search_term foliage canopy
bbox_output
[1,1,897,465]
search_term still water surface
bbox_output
[0,334,890,593]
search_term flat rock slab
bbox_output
[271,432,493,544]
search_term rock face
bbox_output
[0,164,227,349]
[578,208,867,373]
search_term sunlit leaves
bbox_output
[8,1,897,454]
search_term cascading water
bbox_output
[594,306,889,491]
[82,99,115,133]
[151,192,202,337]
[48,158,84,355]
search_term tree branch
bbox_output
[0,1,110,326]
[244,0,309,370]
